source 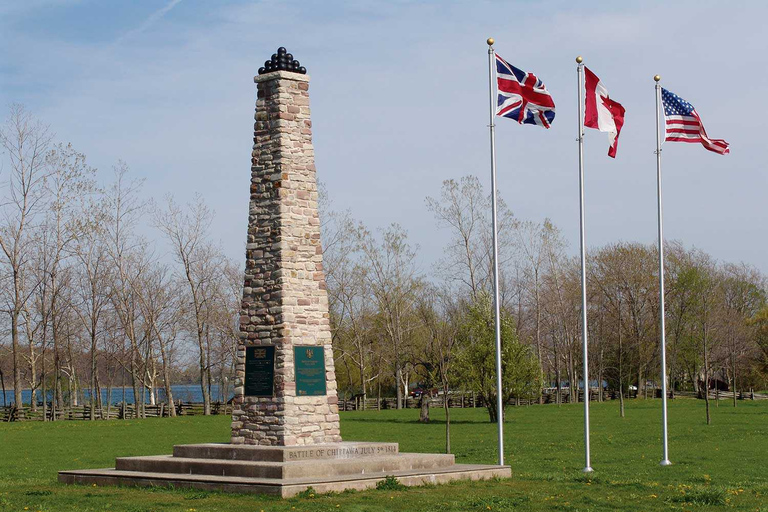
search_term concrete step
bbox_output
[115,452,455,479]
[59,463,511,498]
[116,455,282,479]
[172,442,399,462]
[284,452,455,478]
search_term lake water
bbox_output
[3,384,234,406]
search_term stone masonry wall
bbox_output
[231,70,342,446]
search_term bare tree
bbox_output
[416,286,462,453]
[154,194,222,415]
[514,220,549,403]
[104,163,149,417]
[72,200,111,419]
[43,143,96,415]
[0,104,52,406]
[357,223,422,409]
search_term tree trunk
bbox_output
[395,365,403,410]
[418,394,429,423]
[731,352,737,408]
[619,384,625,418]
[90,330,98,421]
[28,334,38,412]
[444,384,451,454]
[11,312,23,407]
[554,339,561,406]
[535,284,542,405]
[597,362,604,403]
[359,363,366,411]
[121,365,126,420]
[199,340,211,415]
[568,351,576,403]
[158,339,176,417]
[41,349,47,420]
[1,369,7,407]
[130,357,141,419]
[487,396,497,423]
[704,325,711,425]
[95,372,103,419]
[52,277,65,416]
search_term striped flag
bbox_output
[661,88,729,155]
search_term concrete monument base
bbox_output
[58,442,510,497]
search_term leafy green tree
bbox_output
[455,294,541,423]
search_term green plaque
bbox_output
[244,345,275,397]
[294,346,326,396]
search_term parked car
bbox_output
[409,388,426,398]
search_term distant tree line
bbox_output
[0,105,240,418]
[2,105,766,433]
[324,176,768,430]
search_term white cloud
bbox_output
[113,0,184,46]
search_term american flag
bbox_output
[495,54,555,128]
[661,88,729,155]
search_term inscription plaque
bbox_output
[294,346,326,396]
[244,345,275,397]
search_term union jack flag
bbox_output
[495,53,556,129]
[662,88,729,155]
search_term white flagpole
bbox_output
[654,74,672,466]
[576,55,593,473]
[486,37,505,467]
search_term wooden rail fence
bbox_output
[2,390,764,421]
[0,401,233,422]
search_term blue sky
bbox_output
[1,0,766,273]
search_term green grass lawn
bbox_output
[0,399,766,511]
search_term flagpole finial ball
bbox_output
[575,56,583,64]
[654,74,661,82]
[487,38,494,46]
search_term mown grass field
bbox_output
[0,399,766,511]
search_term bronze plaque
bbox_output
[294,346,326,396]
[244,345,275,397]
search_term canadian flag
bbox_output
[583,67,625,158]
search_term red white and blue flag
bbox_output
[495,53,555,128]
[662,88,729,155]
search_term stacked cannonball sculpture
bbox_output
[258,47,306,75]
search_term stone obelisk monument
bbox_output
[59,48,509,496]
[232,47,341,446]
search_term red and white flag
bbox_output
[583,67,625,158]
